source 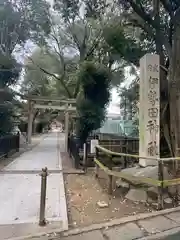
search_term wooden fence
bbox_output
[0,134,20,159]
[68,134,139,168]
[94,144,180,210]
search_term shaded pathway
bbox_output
[0,132,68,239]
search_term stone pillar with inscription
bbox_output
[139,54,160,167]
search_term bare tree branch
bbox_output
[125,0,172,58]
[73,27,103,97]
[48,31,67,83]
[160,0,174,16]
[28,57,72,98]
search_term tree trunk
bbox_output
[169,9,180,158]
[153,0,172,157]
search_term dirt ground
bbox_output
[64,169,155,228]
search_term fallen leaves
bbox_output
[65,172,153,227]
[97,201,109,208]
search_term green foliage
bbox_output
[22,49,56,95]
[0,54,21,135]
[22,47,78,98]
[0,0,51,135]
[0,55,20,87]
[104,25,146,66]
[76,61,110,142]
[0,0,51,53]
[120,77,139,118]
[0,104,13,136]
[84,0,109,19]
[0,67,20,135]
[79,62,110,105]
[20,1,127,134]
[53,0,80,22]
[76,98,105,141]
[111,0,180,157]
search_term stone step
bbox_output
[116,179,130,189]
[119,166,172,186]
[125,189,148,203]
[125,188,173,206]
[147,187,159,200]
[116,178,169,201]
[114,166,174,206]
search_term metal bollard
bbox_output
[39,167,48,226]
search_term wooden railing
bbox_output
[99,138,139,153]
[94,145,180,210]
[82,138,139,167]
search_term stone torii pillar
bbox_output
[139,54,160,167]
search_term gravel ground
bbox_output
[64,169,154,228]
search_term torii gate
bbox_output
[27,95,76,152]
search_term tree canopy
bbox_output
[0,0,51,135]
[104,0,180,156]
[20,0,123,141]
[3,0,180,157]
[76,61,110,142]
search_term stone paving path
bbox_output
[2,133,180,240]
[23,208,180,240]
[0,132,68,239]
[58,211,180,240]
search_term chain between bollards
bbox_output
[39,167,48,226]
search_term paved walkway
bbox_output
[58,210,180,240]
[0,132,68,239]
[2,133,180,240]
[16,207,180,240]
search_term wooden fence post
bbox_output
[158,160,164,210]
[95,147,99,178]
[83,142,87,173]
[108,155,113,195]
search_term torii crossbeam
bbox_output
[27,95,76,152]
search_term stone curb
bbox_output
[63,170,85,175]
[139,226,180,239]
[7,206,180,240]
[61,206,180,237]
